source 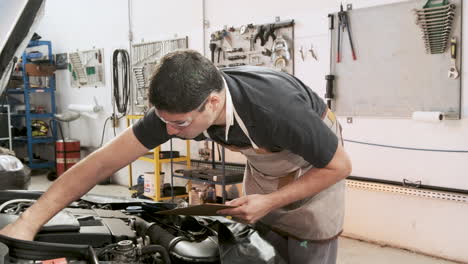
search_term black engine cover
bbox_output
[0,208,135,247]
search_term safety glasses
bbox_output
[155,94,210,128]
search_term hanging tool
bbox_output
[414,1,455,54]
[249,34,255,51]
[216,47,223,63]
[228,63,246,67]
[448,37,459,79]
[299,46,305,61]
[253,19,295,46]
[227,55,247,61]
[309,44,318,60]
[240,25,248,35]
[337,3,357,63]
[271,37,291,70]
[325,14,335,109]
[209,42,217,63]
[225,48,244,53]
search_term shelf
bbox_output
[129,190,188,201]
[6,88,53,94]
[11,113,54,118]
[14,136,55,144]
[158,194,189,201]
[126,115,144,120]
[28,160,55,169]
[137,154,190,163]
[173,174,243,185]
[28,40,51,48]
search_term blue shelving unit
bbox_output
[8,40,57,170]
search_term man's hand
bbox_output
[217,194,276,224]
[0,221,37,241]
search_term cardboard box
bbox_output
[25,63,56,76]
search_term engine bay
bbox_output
[0,191,281,264]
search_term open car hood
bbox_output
[0,0,45,95]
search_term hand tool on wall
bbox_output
[325,14,335,109]
[253,19,295,46]
[448,37,459,79]
[271,37,291,70]
[309,44,318,61]
[337,3,357,63]
[228,63,246,67]
[227,55,247,61]
[253,25,267,46]
[209,42,217,63]
[225,48,244,53]
[413,1,456,54]
[216,47,223,63]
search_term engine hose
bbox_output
[87,246,99,264]
[141,245,171,264]
[134,217,219,263]
[0,199,35,213]
[134,217,177,249]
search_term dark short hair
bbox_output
[148,49,223,113]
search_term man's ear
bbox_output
[208,94,222,110]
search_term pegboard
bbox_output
[68,49,105,88]
[332,0,462,119]
[131,37,188,114]
[210,19,295,74]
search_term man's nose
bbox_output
[166,124,181,135]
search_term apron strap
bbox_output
[232,104,259,149]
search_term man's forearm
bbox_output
[17,151,112,233]
[0,127,148,240]
[265,166,348,211]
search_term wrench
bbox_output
[415,8,455,16]
[416,14,454,24]
[421,30,451,37]
[427,46,447,52]
[426,45,447,52]
[414,8,455,16]
[422,33,450,40]
[416,14,455,23]
[448,37,459,79]
[417,21,453,28]
[416,12,454,21]
[419,25,451,31]
[416,11,455,21]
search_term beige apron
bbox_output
[227,105,345,241]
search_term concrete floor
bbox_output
[29,174,459,264]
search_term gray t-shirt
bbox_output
[132,66,338,168]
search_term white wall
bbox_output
[34,0,468,262]
[204,0,468,190]
[37,0,130,148]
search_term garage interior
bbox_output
[0,0,467,263]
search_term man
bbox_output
[0,50,351,263]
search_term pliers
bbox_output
[337,3,357,62]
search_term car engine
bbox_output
[0,191,253,264]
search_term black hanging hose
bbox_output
[112,49,130,115]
